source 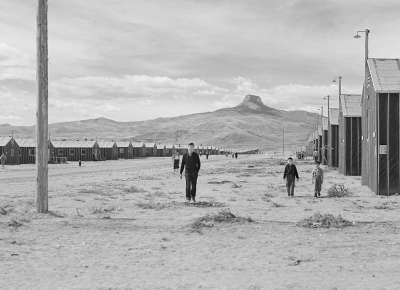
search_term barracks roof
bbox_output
[97,141,117,148]
[329,108,339,125]
[116,141,132,148]
[317,126,322,136]
[322,116,328,130]
[16,138,36,147]
[367,58,400,92]
[51,140,97,148]
[131,142,145,148]
[340,94,362,117]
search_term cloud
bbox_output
[50,75,228,101]
[1,0,400,125]
[0,43,35,81]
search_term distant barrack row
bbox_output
[0,136,234,165]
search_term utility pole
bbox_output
[36,0,48,213]
[364,29,370,89]
[364,29,370,64]
[319,105,323,162]
[325,95,330,165]
[327,95,330,126]
[338,76,342,98]
[282,127,285,157]
[321,105,323,123]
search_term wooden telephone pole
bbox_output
[36,0,48,213]
[282,127,285,157]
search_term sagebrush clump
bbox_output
[191,209,254,232]
[327,184,351,198]
[298,212,354,228]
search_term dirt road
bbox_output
[1,155,400,289]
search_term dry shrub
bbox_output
[298,212,354,228]
[272,202,285,208]
[136,202,167,210]
[188,201,226,208]
[374,201,398,210]
[124,186,146,193]
[140,175,159,180]
[327,184,351,198]
[232,183,241,189]
[191,209,254,232]
[91,206,121,214]
[8,219,23,228]
[208,180,232,185]
[278,160,286,166]
[264,192,274,198]
[237,173,251,177]
[80,188,103,195]
[0,207,8,215]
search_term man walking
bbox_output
[180,142,201,203]
[283,157,299,197]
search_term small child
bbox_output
[173,153,180,172]
[312,161,324,197]
[283,157,299,197]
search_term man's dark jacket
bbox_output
[180,152,201,175]
[283,164,299,179]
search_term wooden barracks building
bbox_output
[316,126,323,162]
[338,94,362,176]
[321,116,328,165]
[0,137,20,164]
[362,58,400,195]
[328,108,340,168]
[51,140,101,162]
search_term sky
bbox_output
[1,0,400,125]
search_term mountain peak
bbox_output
[242,95,264,106]
[235,95,280,115]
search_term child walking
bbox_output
[283,157,299,197]
[312,161,324,197]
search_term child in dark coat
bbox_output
[312,161,324,197]
[283,157,299,197]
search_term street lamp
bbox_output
[354,29,370,88]
[332,76,342,98]
[354,29,370,63]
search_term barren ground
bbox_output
[1,155,400,290]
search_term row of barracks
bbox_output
[0,138,223,165]
[305,58,400,195]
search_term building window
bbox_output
[119,148,124,154]
[69,149,74,156]
[29,148,35,157]
[10,148,14,157]
[81,149,86,156]
[58,149,64,156]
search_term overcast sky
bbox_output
[1,0,400,125]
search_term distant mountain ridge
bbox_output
[0,95,319,151]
